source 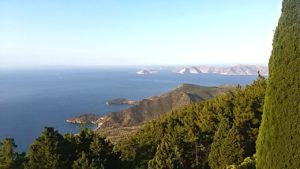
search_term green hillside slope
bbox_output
[114,77,266,169]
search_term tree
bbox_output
[72,152,101,169]
[26,127,69,169]
[256,0,300,168]
[89,134,121,169]
[71,128,121,169]
[148,139,181,169]
[208,119,244,169]
[0,138,26,169]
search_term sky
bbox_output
[0,0,282,68]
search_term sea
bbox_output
[0,67,258,151]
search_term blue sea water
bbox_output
[0,68,258,151]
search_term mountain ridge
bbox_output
[177,64,268,75]
[97,83,234,128]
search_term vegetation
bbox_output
[0,128,122,169]
[256,0,300,168]
[114,76,267,169]
[0,138,26,169]
[0,76,266,169]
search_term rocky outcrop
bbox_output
[106,98,139,105]
[66,113,101,124]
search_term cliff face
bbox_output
[99,84,233,128]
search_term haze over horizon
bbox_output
[0,0,281,68]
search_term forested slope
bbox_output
[114,76,266,169]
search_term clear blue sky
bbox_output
[0,0,282,68]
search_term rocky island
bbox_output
[136,69,151,75]
[106,98,139,105]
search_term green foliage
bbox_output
[227,156,256,169]
[25,127,121,169]
[0,138,26,169]
[26,127,70,169]
[115,76,267,169]
[72,152,92,169]
[148,139,181,169]
[208,119,244,169]
[256,0,300,168]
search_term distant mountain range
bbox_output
[137,64,268,76]
[199,65,268,75]
[177,65,268,75]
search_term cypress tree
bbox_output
[256,0,300,168]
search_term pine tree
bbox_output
[208,119,244,169]
[256,0,300,168]
[71,128,121,169]
[72,152,101,169]
[89,135,120,169]
[0,138,26,169]
[148,139,181,169]
[26,127,69,169]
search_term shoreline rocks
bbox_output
[106,98,139,105]
[66,113,101,124]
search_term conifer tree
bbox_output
[72,152,101,169]
[256,0,300,168]
[208,119,244,169]
[148,139,181,169]
[0,138,26,169]
[26,127,69,169]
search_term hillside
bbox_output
[114,76,267,169]
[98,84,233,128]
